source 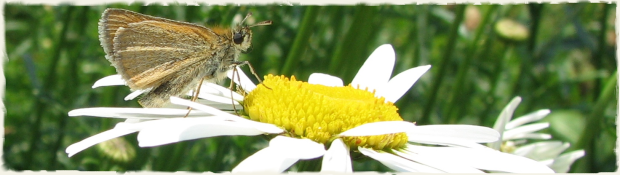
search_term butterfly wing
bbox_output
[99,8,227,89]
[99,8,213,58]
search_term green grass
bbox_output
[3,3,617,172]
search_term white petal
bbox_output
[232,136,325,173]
[359,147,443,172]
[538,159,554,167]
[232,144,297,172]
[69,107,213,119]
[195,92,240,105]
[503,123,550,140]
[505,109,551,129]
[227,67,257,92]
[376,65,431,103]
[549,150,585,173]
[183,81,244,102]
[186,99,242,112]
[185,81,245,102]
[92,74,126,88]
[68,107,212,119]
[490,96,522,150]
[137,117,283,147]
[66,123,137,157]
[271,136,326,159]
[186,82,220,96]
[123,118,147,123]
[201,82,245,102]
[113,120,171,131]
[124,89,148,101]
[170,97,281,133]
[338,121,416,137]
[351,44,395,92]
[395,149,484,173]
[406,145,555,173]
[409,138,493,149]
[407,125,499,144]
[513,141,568,160]
[320,139,352,173]
[506,133,552,140]
[308,73,344,87]
[170,97,239,118]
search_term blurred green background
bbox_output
[3,3,617,172]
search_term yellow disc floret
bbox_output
[243,74,408,150]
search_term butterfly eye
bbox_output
[233,32,244,44]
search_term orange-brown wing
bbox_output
[99,8,211,57]
[111,19,226,89]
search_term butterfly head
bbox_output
[232,13,272,54]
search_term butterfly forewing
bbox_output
[100,9,209,55]
[100,8,226,90]
[99,9,153,57]
[112,21,221,89]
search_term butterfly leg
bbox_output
[183,78,205,118]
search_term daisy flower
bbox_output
[67,44,553,173]
[65,71,282,157]
[490,96,585,173]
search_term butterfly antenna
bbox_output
[249,20,272,28]
[240,13,252,25]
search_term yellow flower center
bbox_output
[500,141,517,153]
[243,74,408,150]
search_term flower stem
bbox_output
[510,4,543,99]
[480,43,508,126]
[591,3,611,100]
[574,70,616,172]
[414,5,430,68]
[25,6,75,169]
[445,5,499,124]
[420,5,466,124]
[281,6,320,75]
[49,6,91,169]
[328,5,378,81]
